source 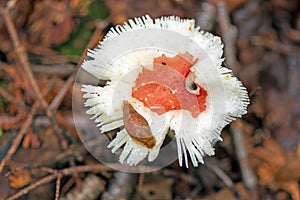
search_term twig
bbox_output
[0,5,65,156]
[137,173,145,193]
[0,107,33,174]
[251,35,300,55]
[0,61,25,91]
[53,123,68,150]
[49,18,110,112]
[23,41,59,56]
[60,177,76,196]
[205,159,243,200]
[41,167,57,174]
[0,2,51,117]
[187,183,202,200]
[217,2,238,74]
[1,4,61,155]
[6,164,110,200]
[216,1,258,198]
[47,18,110,151]
[48,72,76,112]
[55,175,61,200]
[162,169,198,185]
[0,80,54,174]
[196,2,216,31]
[68,157,82,196]
[230,123,258,198]
[55,111,78,139]
[40,55,80,65]
[0,87,16,103]
[216,2,257,198]
[31,64,75,77]
[60,164,110,175]
[6,162,157,199]
[7,172,57,200]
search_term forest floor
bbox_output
[0,0,299,200]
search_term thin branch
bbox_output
[6,164,110,200]
[49,18,110,112]
[0,6,67,159]
[216,2,257,198]
[6,173,57,200]
[31,64,75,77]
[251,35,300,55]
[0,80,54,173]
[187,183,202,199]
[0,87,16,103]
[196,2,216,31]
[0,2,51,117]
[217,2,238,74]
[137,173,144,193]
[6,162,159,200]
[47,18,110,151]
[55,175,61,200]
[230,123,258,199]
[0,111,33,173]
[205,159,243,200]
[162,169,198,185]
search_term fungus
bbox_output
[81,15,249,167]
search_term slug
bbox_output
[122,100,156,149]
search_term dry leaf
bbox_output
[22,128,41,149]
[141,175,173,200]
[249,137,300,200]
[202,182,251,200]
[27,0,74,47]
[0,0,32,52]
[8,169,31,189]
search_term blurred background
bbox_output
[0,0,299,199]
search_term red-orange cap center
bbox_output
[132,53,207,118]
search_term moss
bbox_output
[56,0,109,56]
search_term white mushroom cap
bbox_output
[81,15,250,167]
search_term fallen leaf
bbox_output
[202,182,251,200]
[249,137,300,200]
[8,169,31,189]
[22,129,41,149]
[141,174,173,200]
[27,0,74,47]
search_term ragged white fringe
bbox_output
[81,15,250,167]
